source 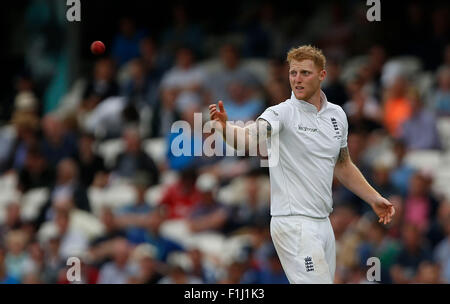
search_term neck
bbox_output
[304,90,322,111]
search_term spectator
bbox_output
[79,58,119,114]
[403,172,439,233]
[41,158,90,215]
[433,213,450,283]
[370,163,399,200]
[18,145,55,192]
[97,238,138,284]
[141,207,184,263]
[322,58,348,106]
[40,115,78,166]
[389,139,416,197]
[427,200,450,249]
[158,253,203,284]
[22,241,46,284]
[400,88,441,150]
[413,261,445,284]
[430,66,450,116]
[0,245,20,284]
[117,173,154,244]
[128,244,164,284]
[150,87,182,138]
[39,233,64,284]
[265,79,290,107]
[113,127,159,184]
[160,46,205,98]
[111,17,147,67]
[205,43,260,102]
[137,37,167,107]
[166,102,205,171]
[0,111,40,172]
[159,4,205,58]
[49,205,88,261]
[242,3,286,58]
[120,58,156,109]
[186,247,218,284]
[382,76,412,137]
[358,218,402,283]
[343,76,382,133]
[160,168,201,220]
[74,132,106,187]
[226,172,271,233]
[89,207,127,267]
[4,230,29,282]
[187,173,228,233]
[223,80,264,121]
[244,244,289,284]
[365,45,387,101]
[390,223,433,284]
[218,260,247,284]
[0,203,25,245]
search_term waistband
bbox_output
[271,213,328,221]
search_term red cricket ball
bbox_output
[91,41,105,55]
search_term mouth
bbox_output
[295,86,305,91]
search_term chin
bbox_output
[294,92,307,100]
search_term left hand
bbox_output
[371,196,395,225]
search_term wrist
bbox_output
[368,193,383,207]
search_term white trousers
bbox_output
[270,215,336,284]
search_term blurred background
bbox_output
[0,0,449,284]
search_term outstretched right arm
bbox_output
[209,101,271,153]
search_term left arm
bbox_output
[334,147,395,224]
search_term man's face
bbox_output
[289,59,326,101]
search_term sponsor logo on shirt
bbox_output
[298,125,318,133]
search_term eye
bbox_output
[302,71,311,76]
[290,71,297,76]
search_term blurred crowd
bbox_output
[1,1,450,284]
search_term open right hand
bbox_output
[209,100,228,131]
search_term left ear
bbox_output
[319,69,327,81]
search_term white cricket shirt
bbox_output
[258,90,348,218]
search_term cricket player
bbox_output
[209,45,395,284]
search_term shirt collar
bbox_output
[290,90,328,114]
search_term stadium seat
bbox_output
[88,182,137,216]
[242,59,270,85]
[437,117,450,151]
[96,138,125,168]
[143,137,167,165]
[404,150,442,173]
[188,232,226,260]
[159,219,192,246]
[144,184,164,207]
[431,164,450,200]
[20,187,50,222]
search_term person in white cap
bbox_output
[209,45,395,284]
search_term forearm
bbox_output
[335,162,381,205]
[334,148,381,206]
[219,121,266,153]
[220,122,250,152]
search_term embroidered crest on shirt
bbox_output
[331,117,341,139]
[304,256,315,272]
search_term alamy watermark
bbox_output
[366,0,381,22]
[66,0,81,22]
[66,257,81,282]
[170,113,280,168]
[366,257,381,282]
